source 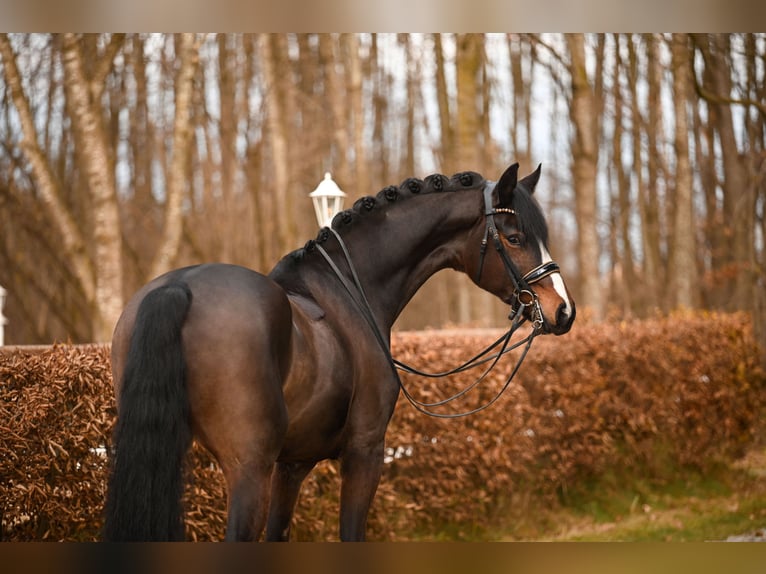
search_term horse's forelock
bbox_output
[512,186,549,247]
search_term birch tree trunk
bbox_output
[0,34,95,307]
[148,33,200,281]
[60,33,126,341]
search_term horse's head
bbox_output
[465,163,575,335]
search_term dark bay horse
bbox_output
[103,163,575,541]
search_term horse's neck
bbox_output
[322,190,481,330]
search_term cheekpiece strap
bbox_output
[483,182,497,215]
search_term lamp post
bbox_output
[0,285,6,346]
[309,172,347,228]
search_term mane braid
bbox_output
[291,170,489,261]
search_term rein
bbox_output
[315,183,554,418]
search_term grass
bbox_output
[396,446,766,542]
[503,447,766,542]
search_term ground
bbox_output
[515,447,766,542]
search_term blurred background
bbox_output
[0,33,764,345]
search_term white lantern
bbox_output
[309,172,347,228]
[0,285,6,346]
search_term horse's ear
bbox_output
[494,163,519,207]
[517,163,542,194]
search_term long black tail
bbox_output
[102,281,194,541]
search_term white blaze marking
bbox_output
[539,240,572,316]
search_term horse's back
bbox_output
[112,263,290,375]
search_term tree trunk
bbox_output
[508,34,532,166]
[455,34,482,170]
[433,34,454,171]
[343,34,370,197]
[642,33,666,310]
[695,34,755,310]
[370,34,390,186]
[401,34,416,176]
[627,35,649,313]
[455,33,484,324]
[566,34,603,319]
[61,34,125,341]
[319,34,351,189]
[148,33,200,281]
[0,34,95,307]
[259,34,297,256]
[612,34,637,314]
[217,33,237,261]
[669,33,698,309]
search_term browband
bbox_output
[482,182,515,216]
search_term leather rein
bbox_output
[315,182,560,418]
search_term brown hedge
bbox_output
[1,312,764,541]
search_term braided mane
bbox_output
[298,171,487,256]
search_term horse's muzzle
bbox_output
[545,300,576,335]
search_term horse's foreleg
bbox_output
[338,444,385,541]
[265,461,315,541]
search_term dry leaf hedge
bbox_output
[1,312,764,541]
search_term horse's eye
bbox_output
[506,233,522,246]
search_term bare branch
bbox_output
[691,34,766,119]
[148,33,200,280]
[89,33,126,102]
[0,34,95,300]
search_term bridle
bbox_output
[476,181,561,330]
[315,181,560,418]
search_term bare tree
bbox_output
[148,33,200,281]
[669,33,698,308]
[319,34,352,191]
[61,33,126,341]
[432,34,454,171]
[0,34,128,341]
[2,33,766,343]
[610,34,638,314]
[566,34,603,319]
[343,34,370,198]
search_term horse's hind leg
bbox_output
[224,460,275,541]
[217,409,287,541]
[264,461,315,541]
[193,364,288,542]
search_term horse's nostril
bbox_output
[553,301,576,333]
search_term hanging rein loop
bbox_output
[315,182,556,418]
